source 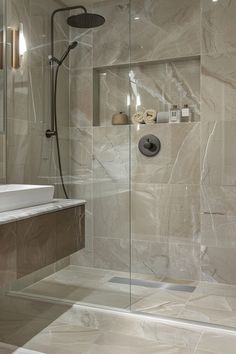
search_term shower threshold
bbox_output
[109,277,196,293]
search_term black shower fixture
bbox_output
[45,5,105,198]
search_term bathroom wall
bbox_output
[6,0,236,294]
[69,0,131,269]
[6,0,70,197]
[69,0,201,277]
[83,0,236,290]
[130,0,201,281]
[200,0,236,285]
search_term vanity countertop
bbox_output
[0,199,86,225]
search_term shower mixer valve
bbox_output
[138,134,161,157]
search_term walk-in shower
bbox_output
[3,0,236,347]
[46,5,105,198]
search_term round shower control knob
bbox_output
[143,140,153,150]
[138,134,161,157]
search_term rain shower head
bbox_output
[67,12,105,28]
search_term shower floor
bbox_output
[2,301,236,354]
[10,265,236,329]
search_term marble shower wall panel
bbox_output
[131,123,201,281]
[130,0,200,63]
[132,240,200,282]
[201,0,236,286]
[201,0,236,55]
[6,0,70,196]
[93,126,129,184]
[69,0,201,278]
[93,0,200,67]
[129,0,201,279]
[92,0,130,67]
[132,124,200,185]
[98,68,130,127]
[201,53,236,123]
[130,59,200,121]
[98,59,200,126]
[92,126,130,271]
[70,69,93,128]
[132,183,200,243]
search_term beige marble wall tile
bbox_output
[131,0,200,63]
[93,0,130,67]
[98,67,130,127]
[70,127,92,180]
[93,237,130,272]
[201,214,236,248]
[70,26,93,70]
[132,240,200,281]
[6,0,70,196]
[70,69,93,128]
[130,59,200,120]
[131,123,200,184]
[98,59,200,127]
[201,121,236,186]
[201,246,236,285]
[93,182,129,239]
[93,126,129,183]
[201,0,236,55]
[201,185,236,216]
[132,183,200,243]
[201,53,236,122]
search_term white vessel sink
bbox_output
[0,184,55,212]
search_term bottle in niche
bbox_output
[169,105,180,123]
[181,104,191,122]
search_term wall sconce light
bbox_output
[11,23,27,69]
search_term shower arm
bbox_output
[46,5,87,138]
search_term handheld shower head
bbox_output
[56,41,78,66]
[68,41,78,50]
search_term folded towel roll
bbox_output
[143,109,157,124]
[131,111,145,124]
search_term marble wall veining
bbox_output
[69,0,202,281]
[200,0,236,286]
[6,0,70,196]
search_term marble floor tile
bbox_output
[131,288,192,317]
[3,292,236,354]
[20,281,133,309]
[11,266,236,329]
[195,331,236,354]
[11,304,203,354]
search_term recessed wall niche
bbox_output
[93,56,200,127]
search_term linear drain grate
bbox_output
[109,277,196,293]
